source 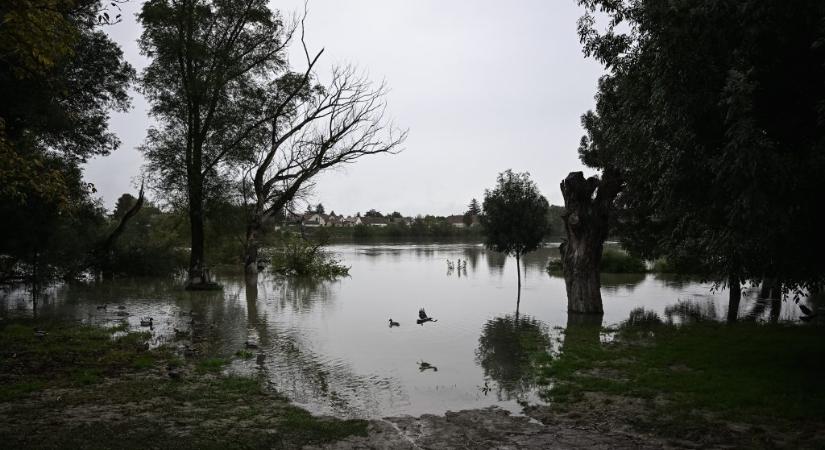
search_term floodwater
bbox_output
[0,242,807,419]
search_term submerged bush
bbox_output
[546,258,563,272]
[271,237,349,278]
[547,248,647,274]
[600,248,647,273]
[622,307,663,329]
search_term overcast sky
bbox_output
[86,0,604,216]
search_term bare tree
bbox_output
[242,36,406,274]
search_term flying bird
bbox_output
[417,308,437,325]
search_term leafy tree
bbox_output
[138,0,289,287]
[481,170,550,291]
[0,0,133,282]
[112,193,138,219]
[577,0,825,319]
[364,209,383,218]
[315,203,325,214]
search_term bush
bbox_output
[546,258,563,272]
[271,236,349,278]
[600,248,647,273]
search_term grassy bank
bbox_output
[533,318,825,447]
[0,319,366,449]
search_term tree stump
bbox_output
[560,171,621,314]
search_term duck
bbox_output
[417,308,437,325]
[244,341,259,349]
[139,317,153,327]
[418,360,438,372]
[96,304,108,310]
[389,318,400,327]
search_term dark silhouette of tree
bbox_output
[0,0,133,283]
[559,170,621,314]
[138,0,292,288]
[576,0,825,319]
[467,198,481,216]
[481,170,550,291]
[364,209,384,218]
[239,32,405,274]
[315,203,325,214]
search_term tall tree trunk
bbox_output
[516,251,521,292]
[726,274,741,323]
[186,173,208,288]
[559,171,621,314]
[244,213,262,276]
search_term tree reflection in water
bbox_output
[273,277,335,312]
[475,312,551,401]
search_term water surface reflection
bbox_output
[0,242,807,418]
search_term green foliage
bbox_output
[599,248,646,273]
[540,319,825,445]
[0,0,133,281]
[271,236,349,278]
[577,0,825,291]
[481,170,550,258]
[107,202,188,276]
[139,0,289,274]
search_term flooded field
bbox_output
[0,243,803,419]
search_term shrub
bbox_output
[600,248,647,273]
[271,236,349,278]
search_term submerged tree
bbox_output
[576,0,825,320]
[241,54,405,274]
[481,170,550,292]
[559,170,621,314]
[139,0,293,288]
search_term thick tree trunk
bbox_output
[244,214,262,276]
[726,274,741,323]
[186,174,212,289]
[559,171,621,314]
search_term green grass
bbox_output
[235,349,255,359]
[538,319,825,443]
[0,319,368,449]
[196,357,228,373]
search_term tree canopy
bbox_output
[481,170,550,289]
[577,0,825,296]
[0,0,133,281]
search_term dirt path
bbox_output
[311,406,672,450]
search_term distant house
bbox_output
[446,215,467,228]
[341,216,362,227]
[361,217,389,227]
[302,213,326,227]
[325,212,343,227]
